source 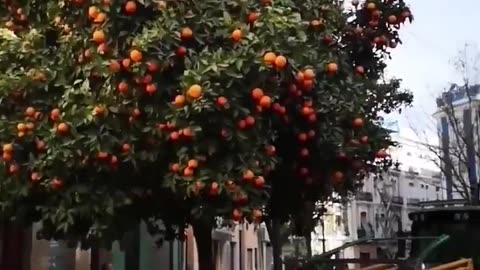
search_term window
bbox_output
[409,182,414,187]
[230,242,236,270]
[213,240,219,270]
[436,187,441,192]
[247,248,253,270]
[360,252,370,267]
[239,230,244,270]
[426,185,429,189]
[420,184,424,188]
[335,215,342,228]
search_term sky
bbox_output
[384,0,480,140]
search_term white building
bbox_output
[433,84,480,201]
[312,128,443,259]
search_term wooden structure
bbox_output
[410,200,480,268]
[427,259,474,270]
[356,264,398,270]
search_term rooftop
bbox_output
[436,83,480,108]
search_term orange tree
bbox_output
[0,0,412,268]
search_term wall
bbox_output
[25,221,269,270]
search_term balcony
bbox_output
[356,192,373,202]
[392,196,404,205]
[407,198,420,206]
[357,224,375,239]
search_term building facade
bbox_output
[312,129,443,259]
[0,222,271,270]
[434,84,480,201]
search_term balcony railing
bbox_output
[357,225,375,239]
[392,196,404,205]
[356,192,373,202]
[407,198,420,206]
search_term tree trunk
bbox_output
[90,245,100,270]
[266,219,283,270]
[192,220,214,270]
[1,222,25,270]
[304,232,312,259]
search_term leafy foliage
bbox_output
[0,0,412,246]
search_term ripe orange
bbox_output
[243,170,255,181]
[245,115,255,126]
[334,171,344,182]
[173,95,186,106]
[31,172,40,183]
[146,84,157,94]
[304,68,315,80]
[263,52,276,65]
[170,131,180,140]
[388,15,397,24]
[310,19,324,29]
[147,61,159,72]
[132,108,141,118]
[97,151,109,159]
[237,120,246,129]
[355,66,365,75]
[184,167,194,176]
[121,143,131,153]
[122,58,131,68]
[3,143,13,153]
[261,0,272,5]
[2,152,12,161]
[110,155,118,165]
[182,128,194,137]
[274,55,287,68]
[93,12,106,23]
[326,62,338,74]
[118,81,129,93]
[130,49,142,62]
[36,140,46,151]
[93,105,105,116]
[216,96,228,107]
[252,209,263,221]
[50,178,63,190]
[251,88,264,100]
[170,163,180,172]
[232,209,243,221]
[352,117,364,128]
[231,29,242,42]
[50,108,61,121]
[376,149,388,158]
[88,6,99,19]
[92,29,105,44]
[247,12,259,24]
[108,60,121,72]
[181,27,193,40]
[158,1,167,9]
[25,107,35,117]
[26,122,34,130]
[125,1,137,14]
[56,123,69,134]
[9,164,19,174]
[259,95,271,108]
[187,84,202,99]
[188,159,199,168]
[83,49,92,59]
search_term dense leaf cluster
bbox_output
[0,0,412,245]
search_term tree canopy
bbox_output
[0,0,413,253]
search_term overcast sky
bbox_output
[384,0,480,139]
